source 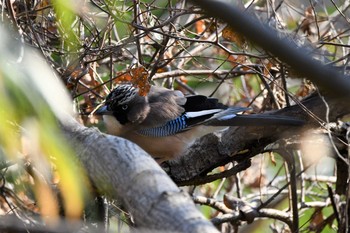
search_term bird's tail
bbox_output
[206,111,304,127]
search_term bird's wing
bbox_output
[140,86,187,127]
[138,90,250,137]
[136,106,252,137]
[137,91,231,136]
[136,108,224,137]
[184,95,227,112]
[189,107,250,127]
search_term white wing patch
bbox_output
[185,109,223,118]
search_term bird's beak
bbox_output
[95,105,113,115]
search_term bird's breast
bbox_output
[123,130,194,163]
[103,115,125,135]
[123,125,227,163]
[101,114,228,162]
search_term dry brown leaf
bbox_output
[263,61,273,78]
[309,208,324,231]
[222,26,245,46]
[195,19,206,34]
[115,67,150,96]
[300,6,315,35]
[227,54,246,67]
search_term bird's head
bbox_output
[96,84,151,134]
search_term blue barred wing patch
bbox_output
[137,115,188,137]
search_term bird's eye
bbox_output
[122,104,128,110]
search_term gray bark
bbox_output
[61,119,219,233]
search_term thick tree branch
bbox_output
[60,119,219,233]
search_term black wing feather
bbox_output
[183,95,227,112]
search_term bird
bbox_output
[96,84,304,163]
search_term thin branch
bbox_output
[211,208,292,229]
[193,196,232,214]
[192,0,350,96]
[152,69,256,80]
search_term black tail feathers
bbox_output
[207,114,305,127]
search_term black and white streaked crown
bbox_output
[106,84,137,108]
